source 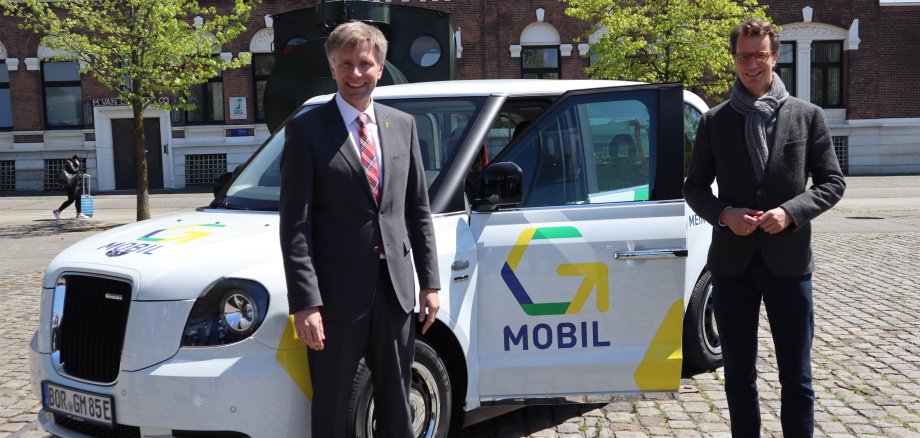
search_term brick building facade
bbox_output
[0,0,917,192]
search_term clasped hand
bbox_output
[719,207,791,236]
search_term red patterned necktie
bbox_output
[356,113,381,204]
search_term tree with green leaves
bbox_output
[1,0,258,220]
[564,0,768,101]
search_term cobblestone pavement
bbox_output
[1,177,919,437]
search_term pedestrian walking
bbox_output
[52,155,89,220]
[683,18,846,437]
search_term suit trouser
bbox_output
[308,260,415,438]
[711,252,815,438]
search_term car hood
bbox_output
[43,209,282,301]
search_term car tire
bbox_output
[682,271,723,372]
[347,337,453,438]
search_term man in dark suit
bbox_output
[684,18,845,437]
[279,21,441,437]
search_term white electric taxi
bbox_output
[29,79,719,437]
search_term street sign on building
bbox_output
[230,97,247,120]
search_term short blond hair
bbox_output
[324,21,388,63]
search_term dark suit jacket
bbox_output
[279,99,440,321]
[683,97,846,277]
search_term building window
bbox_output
[0,64,10,129]
[252,54,274,122]
[187,71,224,124]
[832,136,849,175]
[42,61,84,128]
[0,160,14,191]
[521,46,560,79]
[186,153,227,186]
[811,41,843,108]
[776,42,796,97]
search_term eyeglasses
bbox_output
[734,51,774,64]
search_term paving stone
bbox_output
[668,420,695,429]
[848,424,881,434]
[665,411,691,421]
[682,402,711,413]
[556,422,582,434]
[697,422,730,432]
[613,432,649,438]
[637,416,665,427]
[818,421,850,433]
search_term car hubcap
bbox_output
[702,283,721,355]
[364,362,441,438]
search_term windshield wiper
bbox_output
[213,201,250,210]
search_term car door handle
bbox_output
[613,248,688,260]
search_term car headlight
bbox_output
[181,279,269,347]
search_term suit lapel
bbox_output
[762,101,791,184]
[725,110,759,185]
[322,99,377,204]
[375,103,396,206]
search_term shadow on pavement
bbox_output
[0,219,123,239]
[461,403,608,437]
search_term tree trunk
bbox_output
[132,100,151,221]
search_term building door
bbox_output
[112,118,163,190]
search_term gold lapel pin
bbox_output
[385,121,390,128]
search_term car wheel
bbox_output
[682,271,723,371]
[348,337,453,438]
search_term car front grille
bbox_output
[57,274,132,383]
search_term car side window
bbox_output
[497,90,661,207]
[684,103,702,176]
[501,106,588,207]
[586,100,652,202]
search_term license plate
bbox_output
[42,381,114,426]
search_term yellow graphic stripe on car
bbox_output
[506,228,537,270]
[557,262,609,314]
[633,299,683,391]
[275,315,313,400]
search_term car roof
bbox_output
[305,79,709,112]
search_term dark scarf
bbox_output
[729,72,789,182]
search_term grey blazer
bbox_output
[683,97,845,277]
[279,99,440,321]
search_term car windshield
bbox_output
[214,96,486,211]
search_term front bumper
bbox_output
[30,332,310,438]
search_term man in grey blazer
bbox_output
[684,19,845,437]
[279,21,440,437]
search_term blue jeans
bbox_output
[712,253,815,438]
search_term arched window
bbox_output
[780,15,858,109]
[249,25,274,122]
[510,9,572,80]
[520,22,561,79]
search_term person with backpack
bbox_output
[52,155,89,220]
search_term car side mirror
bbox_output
[212,165,243,197]
[472,161,523,211]
[213,172,233,197]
